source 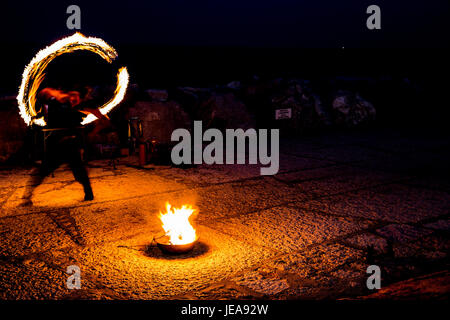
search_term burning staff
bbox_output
[17,32,129,127]
[19,33,129,205]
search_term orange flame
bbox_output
[17,32,129,126]
[159,203,197,245]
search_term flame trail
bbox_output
[17,32,129,126]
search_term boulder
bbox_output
[313,94,333,126]
[127,100,191,144]
[173,87,255,130]
[270,79,331,133]
[332,91,376,126]
[198,92,255,130]
[171,87,211,116]
[0,96,27,163]
[145,89,168,102]
[226,80,241,90]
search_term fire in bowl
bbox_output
[155,202,198,254]
[155,235,199,254]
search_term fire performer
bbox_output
[22,87,109,205]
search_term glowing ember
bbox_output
[159,203,197,245]
[17,32,129,126]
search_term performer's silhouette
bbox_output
[22,87,108,205]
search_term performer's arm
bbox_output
[78,107,111,139]
[78,107,110,121]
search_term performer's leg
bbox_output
[65,138,94,201]
[71,162,94,201]
[21,160,57,206]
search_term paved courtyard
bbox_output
[0,128,449,299]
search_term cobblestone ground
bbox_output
[0,128,449,299]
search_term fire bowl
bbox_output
[155,236,199,254]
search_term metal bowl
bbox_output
[155,236,199,254]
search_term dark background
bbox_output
[3,1,449,47]
[1,0,449,126]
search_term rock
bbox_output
[171,87,212,117]
[332,91,376,126]
[313,94,333,126]
[270,79,330,133]
[127,100,191,144]
[172,87,255,130]
[226,81,241,90]
[145,89,168,102]
[0,96,27,163]
[198,92,255,130]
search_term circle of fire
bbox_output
[17,32,129,126]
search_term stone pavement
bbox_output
[0,128,449,299]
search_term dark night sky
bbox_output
[2,0,449,47]
[0,0,448,94]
